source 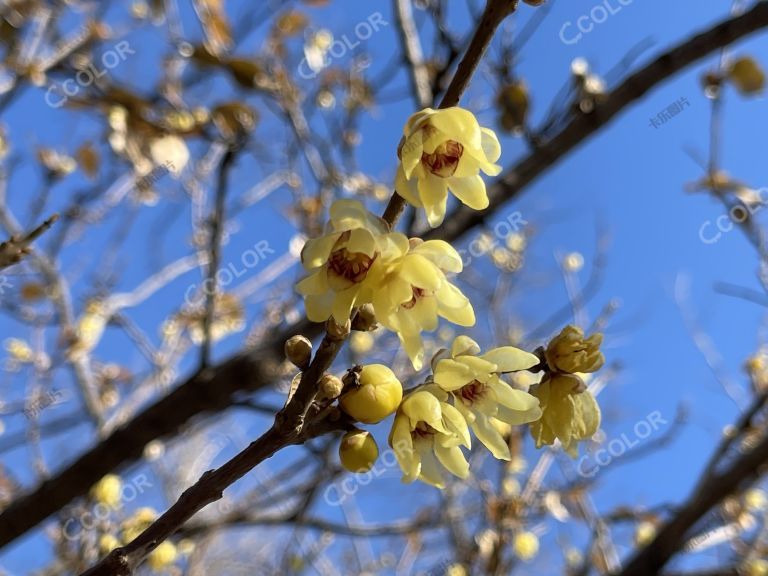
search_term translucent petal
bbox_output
[304,292,334,322]
[433,358,474,391]
[417,445,446,488]
[491,380,540,413]
[418,176,449,228]
[472,413,511,460]
[451,335,481,357]
[295,270,328,295]
[413,240,463,273]
[330,286,359,324]
[400,254,443,291]
[480,127,501,163]
[428,107,481,149]
[395,165,422,207]
[403,390,445,432]
[441,403,472,447]
[399,328,425,371]
[481,346,540,372]
[498,404,542,426]
[447,175,489,210]
[434,443,469,479]
[409,297,439,332]
[401,132,424,179]
[437,298,475,327]
[301,234,339,269]
[345,228,377,257]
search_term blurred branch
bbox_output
[0,213,58,271]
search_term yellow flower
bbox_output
[634,521,657,547]
[340,364,403,424]
[744,488,767,511]
[545,325,604,374]
[395,107,502,227]
[529,374,600,456]
[4,338,34,363]
[432,336,541,460]
[296,199,407,324]
[90,474,123,509]
[98,534,120,554]
[339,430,379,473]
[147,540,177,570]
[389,386,471,488]
[745,559,768,576]
[513,531,539,561]
[371,239,475,370]
[121,507,157,542]
[445,564,467,576]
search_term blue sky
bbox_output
[1,0,767,573]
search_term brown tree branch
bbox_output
[0,214,58,271]
[2,1,767,555]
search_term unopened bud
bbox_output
[339,430,379,473]
[326,317,351,340]
[318,373,344,401]
[285,335,312,369]
[545,325,604,374]
[340,364,403,424]
[351,303,377,332]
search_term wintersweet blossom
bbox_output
[296,199,407,324]
[389,386,471,488]
[529,373,601,456]
[432,336,541,459]
[545,325,604,374]
[395,107,502,227]
[371,238,475,370]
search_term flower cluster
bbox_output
[529,325,604,455]
[292,106,605,487]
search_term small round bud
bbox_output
[512,531,539,561]
[340,364,403,424]
[318,374,344,401]
[326,317,351,340]
[148,540,178,570]
[339,430,379,473]
[351,303,377,332]
[284,335,312,369]
[634,521,657,547]
[727,56,765,96]
[90,474,123,509]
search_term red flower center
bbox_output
[422,140,463,178]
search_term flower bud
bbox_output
[90,474,123,509]
[513,531,539,561]
[545,325,604,374]
[727,56,765,95]
[284,335,312,369]
[148,540,178,570]
[339,430,379,473]
[340,364,403,424]
[745,559,768,576]
[318,373,344,401]
[634,521,657,546]
[351,303,377,332]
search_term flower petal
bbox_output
[481,346,540,372]
[447,175,489,210]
